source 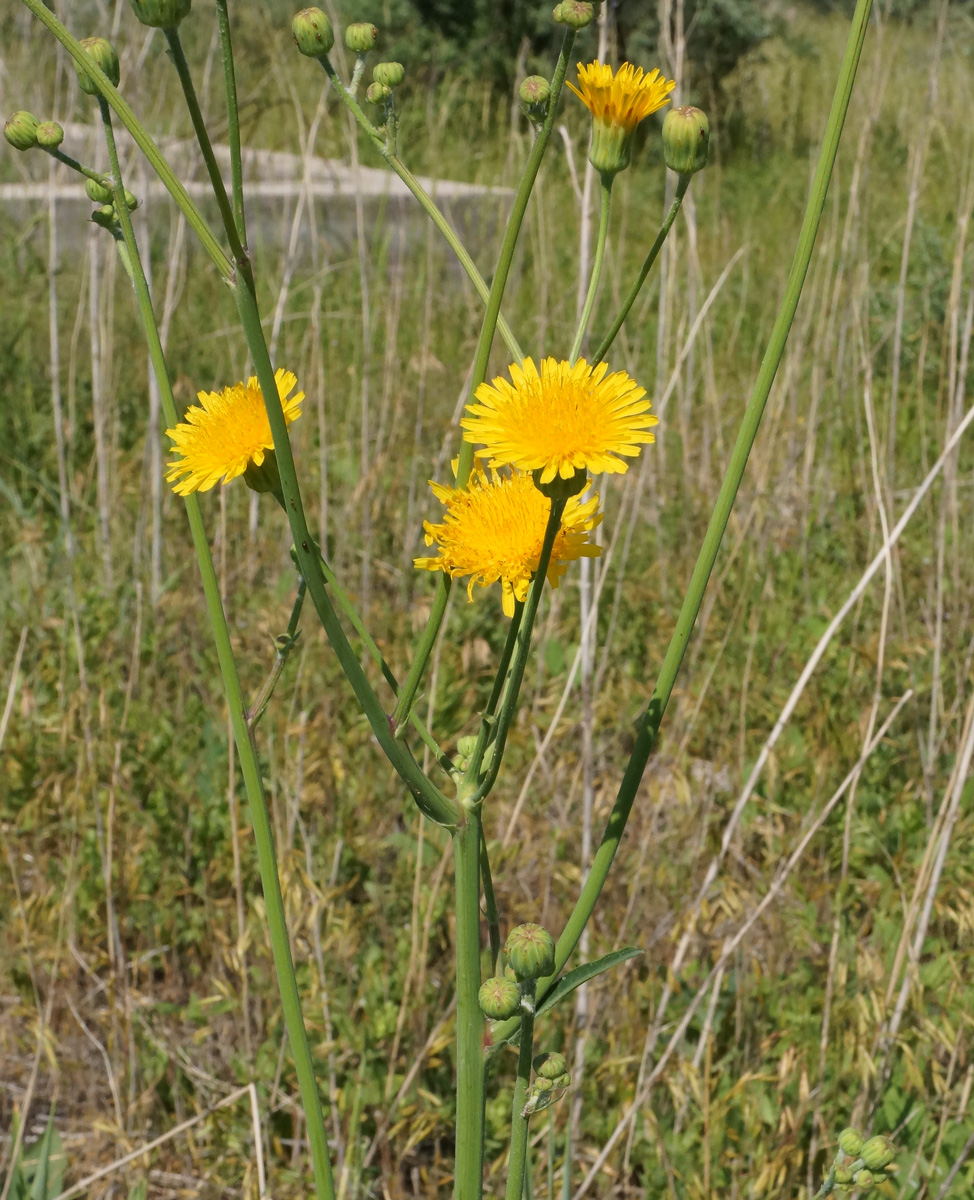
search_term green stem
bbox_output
[490,0,876,1044]
[473,500,567,804]
[569,177,611,364]
[592,173,690,364]
[99,102,336,1200]
[479,817,501,974]
[164,27,246,266]
[248,578,306,727]
[318,58,523,361]
[453,813,485,1200]
[315,553,450,771]
[215,0,247,245]
[232,278,458,828]
[391,578,451,731]
[41,145,109,184]
[22,0,232,279]
[504,988,536,1200]
[395,31,576,731]
[456,28,575,491]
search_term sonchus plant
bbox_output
[14,0,878,1196]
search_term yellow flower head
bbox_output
[414,464,602,617]
[165,368,303,496]
[567,60,675,175]
[462,357,657,485]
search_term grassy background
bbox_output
[3,2,974,1197]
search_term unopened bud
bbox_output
[345,22,377,53]
[373,61,404,88]
[854,1170,877,1191]
[91,204,117,229]
[292,8,334,57]
[662,106,710,175]
[123,188,139,211]
[75,37,121,95]
[129,0,191,27]
[478,976,520,1020]
[366,81,391,105]
[534,1052,568,1080]
[3,110,40,152]
[504,923,555,981]
[36,121,65,149]
[860,1137,894,1172]
[86,177,113,204]
[519,76,550,108]
[553,0,596,29]
[837,1128,863,1157]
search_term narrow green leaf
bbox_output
[536,947,642,1018]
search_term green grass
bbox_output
[3,3,974,1199]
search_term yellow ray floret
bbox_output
[415,464,602,617]
[567,60,675,132]
[165,368,303,496]
[462,357,657,484]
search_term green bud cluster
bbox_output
[504,923,555,982]
[129,0,191,28]
[661,106,710,175]
[75,37,121,95]
[292,8,334,57]
[521,1050,572,1117]
[830,1127,897,1194]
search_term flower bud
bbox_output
[662,106,710,175]
[75,38,121,95]
[373,61,404,88]
[91,204,117,229]
[478,976,520,1020]
[456,735,478,759]
[129,0,191,27]
[519,76,550,108]
[504,923,555,981]
[860,1137,894,1172]
[3,110,40,152]
[549,1071,571,1089]
[36,120,65,149]
[534,1052,568,1080]
[86,177,113,204]
[366,81,391,105]
[837,1128,863,1157]
[292,8,334,57]
[853,1170,876,1191]
[833,1169,854,1193]
[345,22,377,53]
[123,188,140,211]
[553,0,596,29]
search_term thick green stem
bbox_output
[215,0,247,245]
[392,579,451,731]
[489,0,876,1044]
[504,989,536,1200]
[22,0,232,279]
[164,27,245,266]
[592,173,690,364]
[99,103,336,1200]
[569,178,612,364]
[453,813,485,1200]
